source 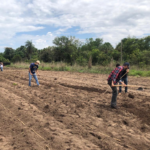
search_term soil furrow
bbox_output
[0,68,150,150]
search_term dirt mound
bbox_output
[122,102,150,125]
[128,93,135,98]
[43,105,50,113]
[59,83,105,93]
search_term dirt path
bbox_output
[0,68,150,150]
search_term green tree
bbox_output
[116,37,139,61]
[99,42,114,54]
[143,36,150,51]
[15,46,26,59]
[85,38,103,51]
[111,50,120,61]
[12,55,22,63]
[40,46,54,62]
[25,40,35,60]
[53,36,78,64]
[90,49,100,64]
[97,51,111,65]
[30,47,38,62]
[4,47,15,61]
[0,54,10,62]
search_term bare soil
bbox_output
[0,68,150,150]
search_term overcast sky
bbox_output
[0,0,150,52]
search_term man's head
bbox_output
[35,60,40,65]
[116,63,120,67]
[123,62,130,69]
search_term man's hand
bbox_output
[111,81,114,87]
[126,69,129,73]
[121,82,127,87]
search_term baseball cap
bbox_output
[36,60,40,65]
[123,62,130,69]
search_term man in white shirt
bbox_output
[0,62,3,71]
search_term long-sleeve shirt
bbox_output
[107,66,124,84]
[120,69,128,78]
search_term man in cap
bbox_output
[107,62,130,109]
[119,62,130,95]
[29,60,40,87]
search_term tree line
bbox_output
[0,36,150,66]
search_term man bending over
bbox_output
[29,60,40,87]
[107,62,130,109]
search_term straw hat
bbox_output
[36,60,40,64]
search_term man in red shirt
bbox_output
[107,62,130,109]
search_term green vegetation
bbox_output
[0,53,10,63]
[1,35,150,66]
[129,70,150,77]
[13,83,17,86]
[8,62,150,77]
[12,55,22,63]
[1,35,150,77]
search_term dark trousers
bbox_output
[119,77,128,93]
[108,82,118,107]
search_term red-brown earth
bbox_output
[0,68,150,150]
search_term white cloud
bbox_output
[54,27,71,35]
[47,32,53,36]
[13,32,55,50]
[0,0,150,51]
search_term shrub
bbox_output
[12,55,22,63]
[76,56,87,66]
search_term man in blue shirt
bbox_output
[29,60,40,87]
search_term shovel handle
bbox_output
[113,85,140,87]
[120,71,128,79]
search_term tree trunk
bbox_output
[88,56,92,69]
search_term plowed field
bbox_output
[0,68,150,150]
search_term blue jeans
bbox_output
[1,67,3,71]
[119,77,128,93]
[108,82,118,107]
[29,72,39,86]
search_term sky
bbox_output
[0,0,150,52]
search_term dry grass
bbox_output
[7,62,150,77]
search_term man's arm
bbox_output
[111,80,114,87]
[120,80,126,86]
[111,80,126,87]
[36,69,40,76]
[29,67,33,75]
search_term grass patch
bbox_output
[129,70,150,77]
[7,62,150,77]
[13,83,17,86]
